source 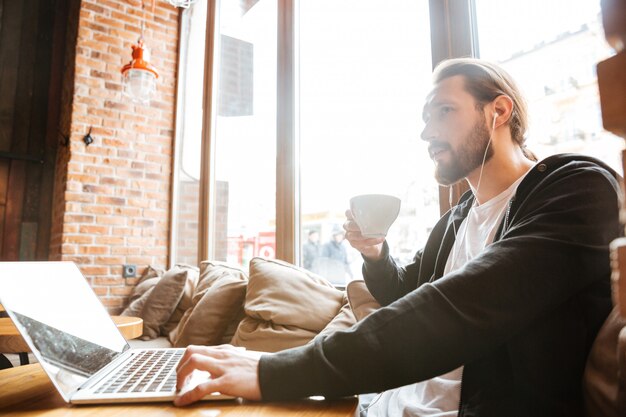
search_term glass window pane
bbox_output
[172,0,208,266]
[215,0,277,269]
[298,0,438,285]
[475,0,622,173]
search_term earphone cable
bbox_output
[449,112,497,262]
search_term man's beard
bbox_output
[434,116,493,186]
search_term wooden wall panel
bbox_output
[0,160,8,256]
[3,161,25,260]
[0,0,62,260]
[0,1,23,152]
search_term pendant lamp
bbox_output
[121,38,159,104]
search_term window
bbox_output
[172,0,277,269]
[212,0,277,270]
[171,0,208,266]
[171,0,619,274]
[298,0,438,285]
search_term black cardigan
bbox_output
[259,153,621,417]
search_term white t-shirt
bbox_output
[367,174,527,417]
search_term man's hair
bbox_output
[432,58,536,161]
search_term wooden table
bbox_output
[0,364,359,416]
[0,316,144,364]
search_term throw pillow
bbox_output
[314,294,356,341]
[231,316,318,352]
[346,280,381,321]
[140,265,198,340]
[137,265,164,284]
[231,257,344,352]
[120,277,160,317]
[169,261,247,347]
[160,264,199,336]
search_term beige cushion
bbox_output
[198,260,247,289]
[231,257,344,352]
[120,277,160,317]
[231,316,318,352]
[137,265,164,284]
[170,261,248,347]
[160,265,199,336]
[346,280,381,321]
[140,265,198,340]
[315,294,356,341]
[120,266,164,317]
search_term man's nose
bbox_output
[420,122,437,142]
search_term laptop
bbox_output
[0,261,234,404]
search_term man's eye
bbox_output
[440,106,453,115]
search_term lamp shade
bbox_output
[121,39,159,104]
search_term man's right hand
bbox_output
[174,345,263,406]
[344,209,386,261]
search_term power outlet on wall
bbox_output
[123,264,137,278]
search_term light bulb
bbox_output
[123,69,157,104]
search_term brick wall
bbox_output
[50,0,180,313]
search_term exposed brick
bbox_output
[84,167,115,178]
[79,246,111,255]
[125,256,155,265]
[94,15,125,29]
[64,214,95,223]
[95,236,126,245]
[65,192,95,203]
[82,2,105,14]
[81,265,111,275]
[101,297,125,309]
[110,286,133,296]
[81,206,113,216]
[96,196,126,206]
[92,286,108,296]
[80,225,109,235]
[112,246,142,255]
[96,215,128,226]
[51,0,178,311]
[112,227,142,237]
[67,173,99,183]
[125,277,139,286]
[63,255,93,264]
[100,177,128,187]
[95,256,126,265]
[83,184,116,194]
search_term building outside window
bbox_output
[474,0,621,171]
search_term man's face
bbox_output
[421,75,493,186]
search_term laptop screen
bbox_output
[0,261,130,400]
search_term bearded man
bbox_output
[173,58,621,417]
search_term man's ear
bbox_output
[492,95,514,127]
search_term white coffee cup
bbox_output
[349,194,401,238]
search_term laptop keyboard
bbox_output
[95,350,184,394]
